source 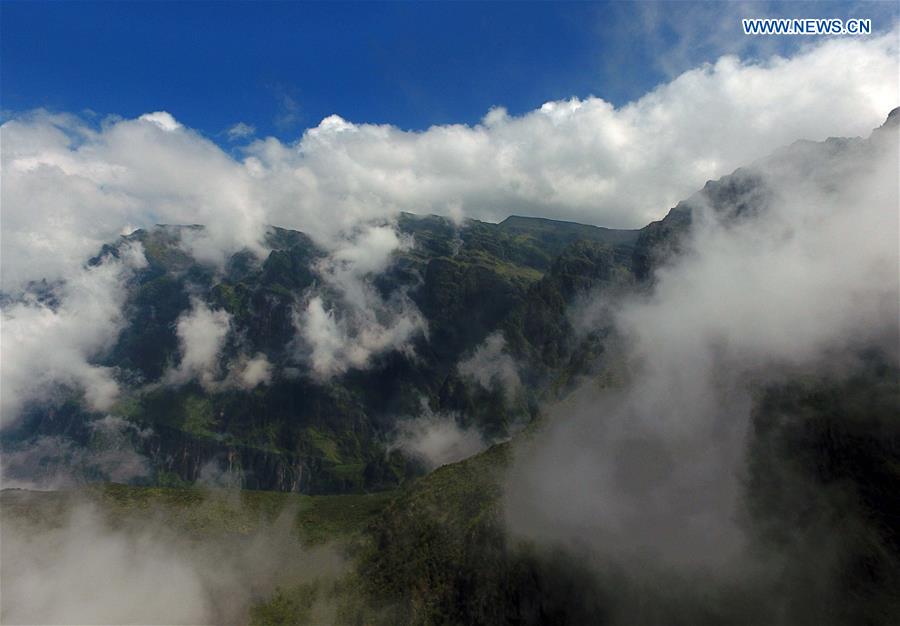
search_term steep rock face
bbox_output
[139,425,312,492]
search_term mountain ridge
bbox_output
[2,111,896,498]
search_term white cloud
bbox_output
[293,225,427,379]
[231,353,273,389]
[165,299,232,389]
[298,296,350,378]
[226,122,256,141]
[388,402,487,470]
[505,114,899,570]
[1,110,265,289]
[2,30,895,294]
[0,243,147,426]
[458,332,521,400]
[138,111,182,132]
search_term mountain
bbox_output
[1,208,643,493]
[248,109,900,625]
[2,111,898,625]
[4,111,897,500]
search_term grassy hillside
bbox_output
[0,483,394,545]
[5,354,898,626]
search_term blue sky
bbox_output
[3,1,896,142]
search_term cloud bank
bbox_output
[2,30,896,294]
[0,29,896,427]
[505,110,899,571]
[1,497,344,625]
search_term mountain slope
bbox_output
[3,110,896,501]
[2,211,641,493]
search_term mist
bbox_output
[0,415,152,490]
[0,490,345,625]
[388,400,487,470]
[292,223,427,379]
[505,115,898,580]
[458,332,522,402]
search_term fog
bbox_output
[505,115,899,573]
[0,491,344,625]
[0,415,152,490]
[388,400,488,470]
[458,332,522,402]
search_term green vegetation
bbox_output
[243,360,900,625]
[0,483,394,545]
[5,355,898,625]
[6,126,899,624]
[5,211,651,496]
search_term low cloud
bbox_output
[506,114,899,570]
[389,402,487,470]
[230,353,274,389]
[164,299,232,390]
[0,243,147,427]
[163,302,275,391]
[0,496,344,625]
[294,225,427,379]
[458,332,521,400]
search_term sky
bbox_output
[3,1,897,141]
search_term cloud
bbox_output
[0,416,152,490]
[226,121,256,141]
[2,29,896,296]
[274,90,302,130]
[165,299,232,389]
[388,402,487,470]
[0,243,147,426]
[1,109,265,289]
[505,113,899,570]
[232,353,274,389]
[138,111,182,132]
[457,332,521,400]
[293,224,427,379]
[0,30,896,425]
[0,497,345,625]
[249,29,896,237]
[165,343,273,392]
